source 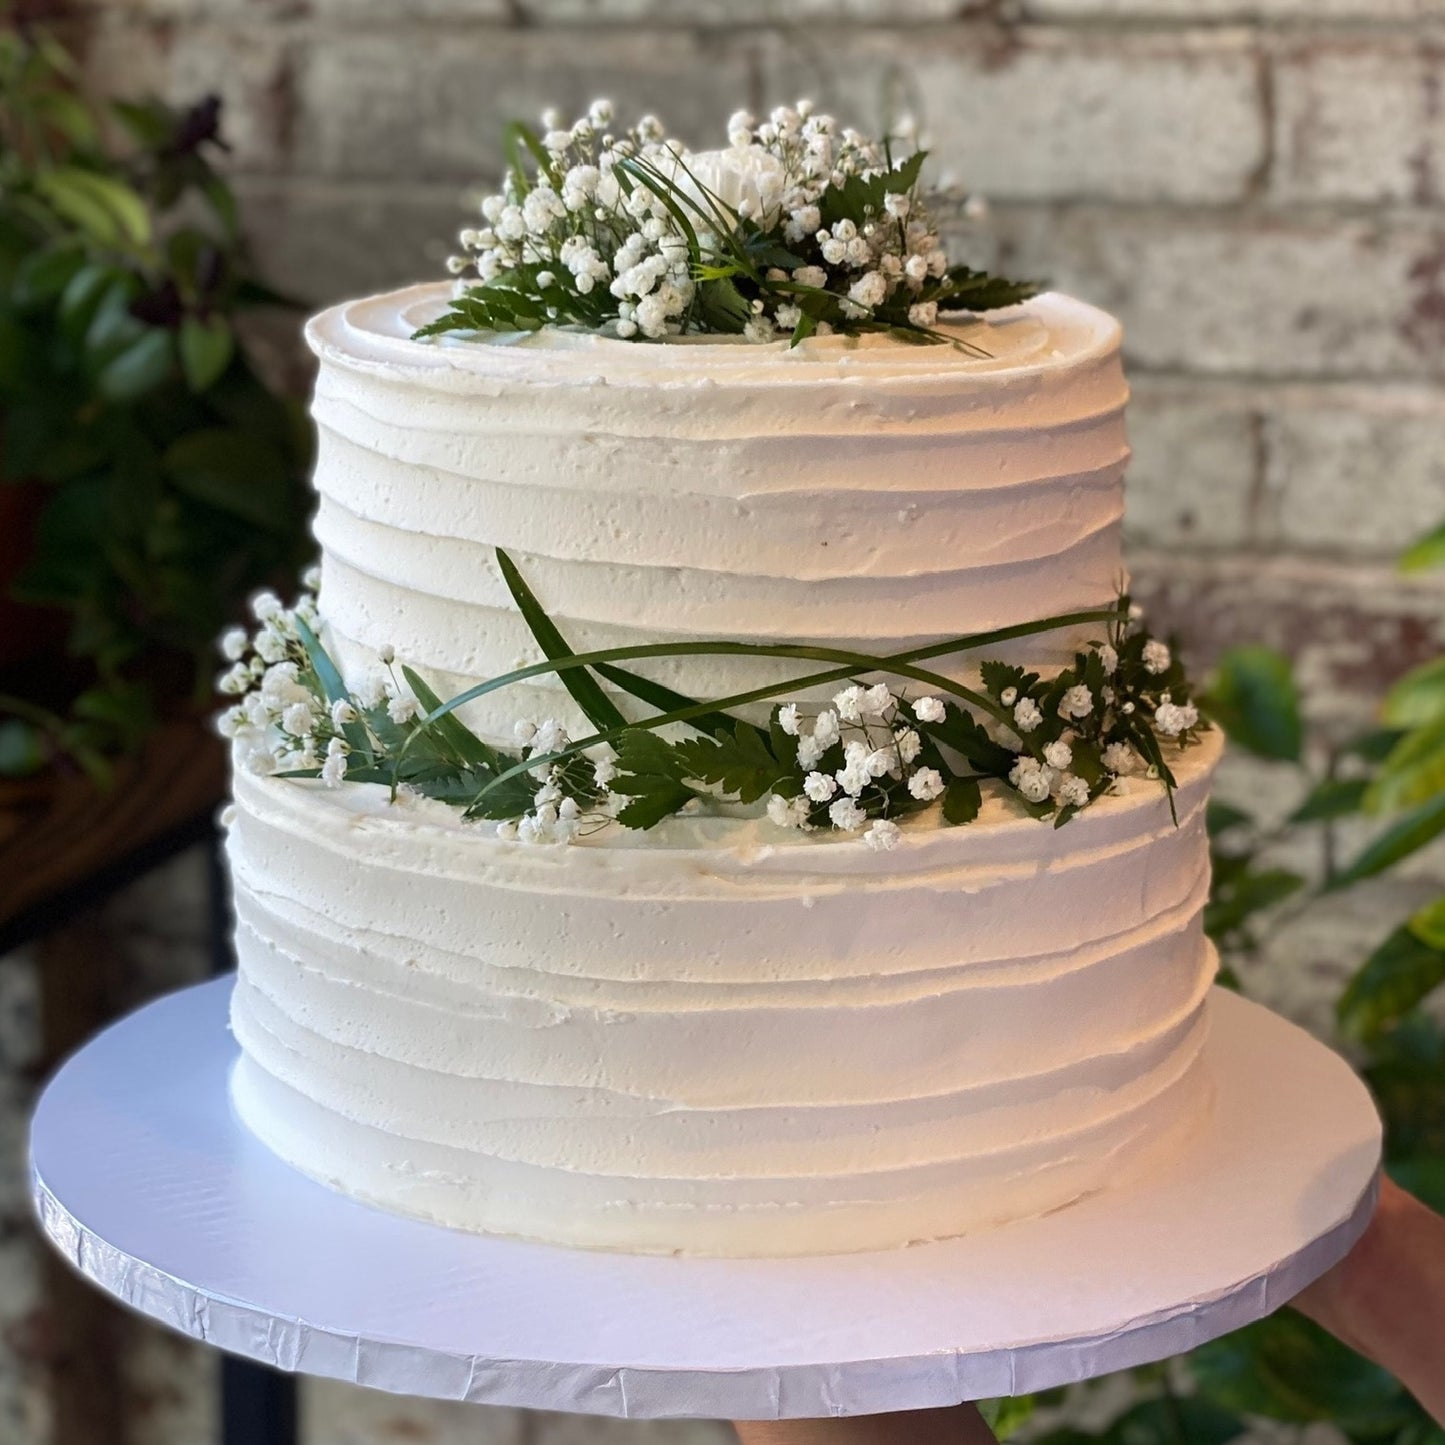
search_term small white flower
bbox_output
[884,190,911,219]
[220,627,249,661]
[593,755,618,788]
[1057,774,1091,808]
[908,767,945,801]
[1143,639,1172,675]
[514,719,538,746]
[908,301,938,328]
[777,703,800,736]
[1058,685,1094,720]
[330,698,357,727]
[1013,697,1043,733]
[861,682,894,716]
[834,685,865,723]
[354,673,388,709]
[245,748,278,777]
[803,770,837,803]
[254,628,288,665]
[534,778,562,808]
[864,818,901,851]
[913,696,946,724]
[532,718,569,756]
[1102,741,1141,775]
[379,644,396,666]
[388,694,422,725]
[821,237,847,265]
[495,819,519,842]
[1098,643,1119,675]
[1122,701,1136,716]
[811,709,841,749]
[250,590,283,622]
[836,764,870,798]
[794,265,827,289]
[302,564,323,591]
[281,702,315,737]
[517,813,545,844]
[217,662,251,695]
[864,747,895,779]
[744,317,775,344]
[1043,739,1074,771]
[767,793,811,830]
[214,705,245,739]
[321,738,348,788]
[796,734,826,769]
[894,728,923,764]
[1154,701,1200,737]
[828,796,867,831]
[847,270,889,311]
[243,693,271,728]
[1009,757,1054,804]
[1000,686,1018,707]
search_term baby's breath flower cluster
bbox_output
[216,558,1205,851]
[416,100,1037,348]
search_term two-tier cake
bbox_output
[217,102,1220,1256]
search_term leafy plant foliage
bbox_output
[0,28,310,781]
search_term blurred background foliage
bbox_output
[0,26,311,784]
[988,519,1445,1445]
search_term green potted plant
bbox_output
[0,27,311,783]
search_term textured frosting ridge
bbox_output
[226,284,1220,1255]
[305,283,1130,739]
[227,729,1220,1255]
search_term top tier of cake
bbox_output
[307,283,1128,741]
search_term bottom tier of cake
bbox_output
[224,729,1222,1257]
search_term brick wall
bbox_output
[8,2,1445,1441]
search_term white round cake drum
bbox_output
[30,979,1380,1420]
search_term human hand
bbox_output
[1292,1173,1445,1423]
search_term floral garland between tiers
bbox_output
[415,99,1038,348]
[216,554,1205,850]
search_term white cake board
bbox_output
[30,979,1380,1421]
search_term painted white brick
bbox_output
[1026,0,1445,17]
[293,30,756,182]
[1260,386,1445,555]
[236,178,463,304]
[1273,39,1445,205]
[1125,379,1261,549]
[765,28,1265,204]
[981,204,1445,376]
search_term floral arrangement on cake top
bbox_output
[217,555,1206,849]
[414,99,1039,348]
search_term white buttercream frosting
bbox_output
[304,283,1130,738]
[225,283,1220,1255]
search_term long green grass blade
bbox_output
[496,549,628,733]
[401,666,507,773]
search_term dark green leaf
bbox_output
[96,328,172,401]
[1202,647,1302,762]
[401,666,505,773]
[1328,793,1445,891]
[1400,519,1445,574]
[1204,867,1304,940]
[496,548,628,734]
[0,719,46,777]
[942,775,982,824]
[1337,924,1445,1041]
[178,314,233,392]
[162,428,290,530]
[1289,776,1369,823]
[609,729,695,829]
[1206,800,1253,836]
[1190,1311,1413,1430]
[672,725,791,804]
[1409,894,1445,949]
[1368,715,1445,813]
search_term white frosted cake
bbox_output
[220,282,1220,1256]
